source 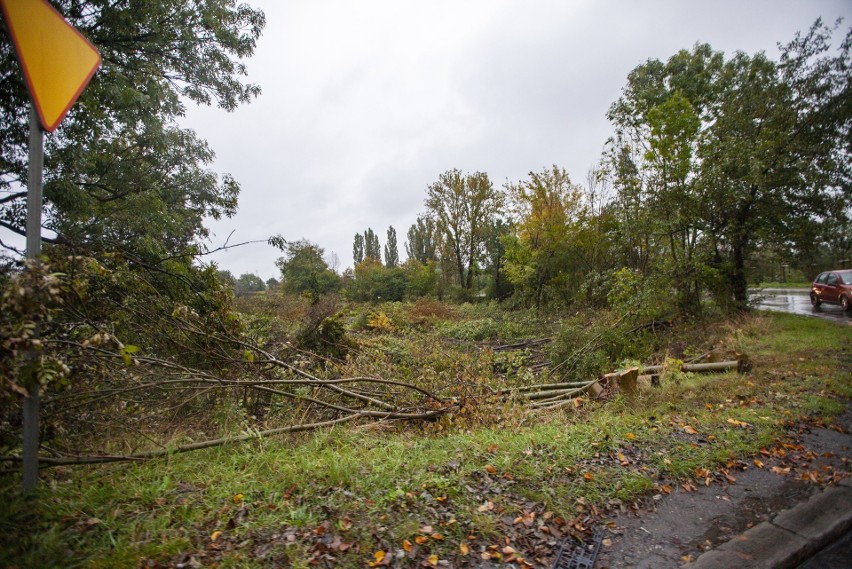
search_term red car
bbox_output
[811,270,852,311]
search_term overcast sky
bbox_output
[184,0,851,280]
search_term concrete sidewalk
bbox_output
[596,404,852,568]
[684,477,852,569]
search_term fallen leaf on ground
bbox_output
[802,471,820,483]
[514,511,535,526]
[367,550,385,567]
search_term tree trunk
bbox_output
[454,244,465,288]
[731,241,749,311]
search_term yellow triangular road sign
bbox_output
[1,0,101,132]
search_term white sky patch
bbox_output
[179,1,849,279]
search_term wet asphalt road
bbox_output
[751,288,852,326]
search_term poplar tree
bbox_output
[384,226,399,268]
[363,228,381,261]
[405,216,438,264]
[353,233,365,265]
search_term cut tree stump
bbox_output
[617,367,639,395]
[604,368,639,395]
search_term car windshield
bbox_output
[838,270,852,284]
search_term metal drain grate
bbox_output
[552,528,604,569]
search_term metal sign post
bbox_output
[0,0,101,492]
[22,102,43,493]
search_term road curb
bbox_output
[683,482,852,569]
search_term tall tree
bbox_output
[405,215,438,264]
[384,226,399,268]
[352,233,365,265]
[363,228,381,261]
[0,1,266,262]
[607,20,851,312]
[425,169,501,289]
[504,166,586,307]
[482,218,513,300]
[698,21,851,308]
[606,44,721,314]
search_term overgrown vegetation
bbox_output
[1,5,850,569]
[1,310,849,567]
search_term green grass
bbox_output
[755,281,811,289]
[1,311,850,567]
[734,311,846,356]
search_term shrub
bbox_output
[366,311,396,332]
[409,298,455,323]
[295,295,352,357]
[548,313,636,381]
[346,259,407,302]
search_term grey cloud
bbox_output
[191,0,850,279]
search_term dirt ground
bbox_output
[595,405,852,569]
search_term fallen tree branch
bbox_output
[0,406,451,468]
[510,380,598,393]
[532,397,583,412]
[517,383,599,401]
[488,338,553,352]
[641,360,741,374]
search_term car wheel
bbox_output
[810,293,821,307]
[842,296,851,312]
